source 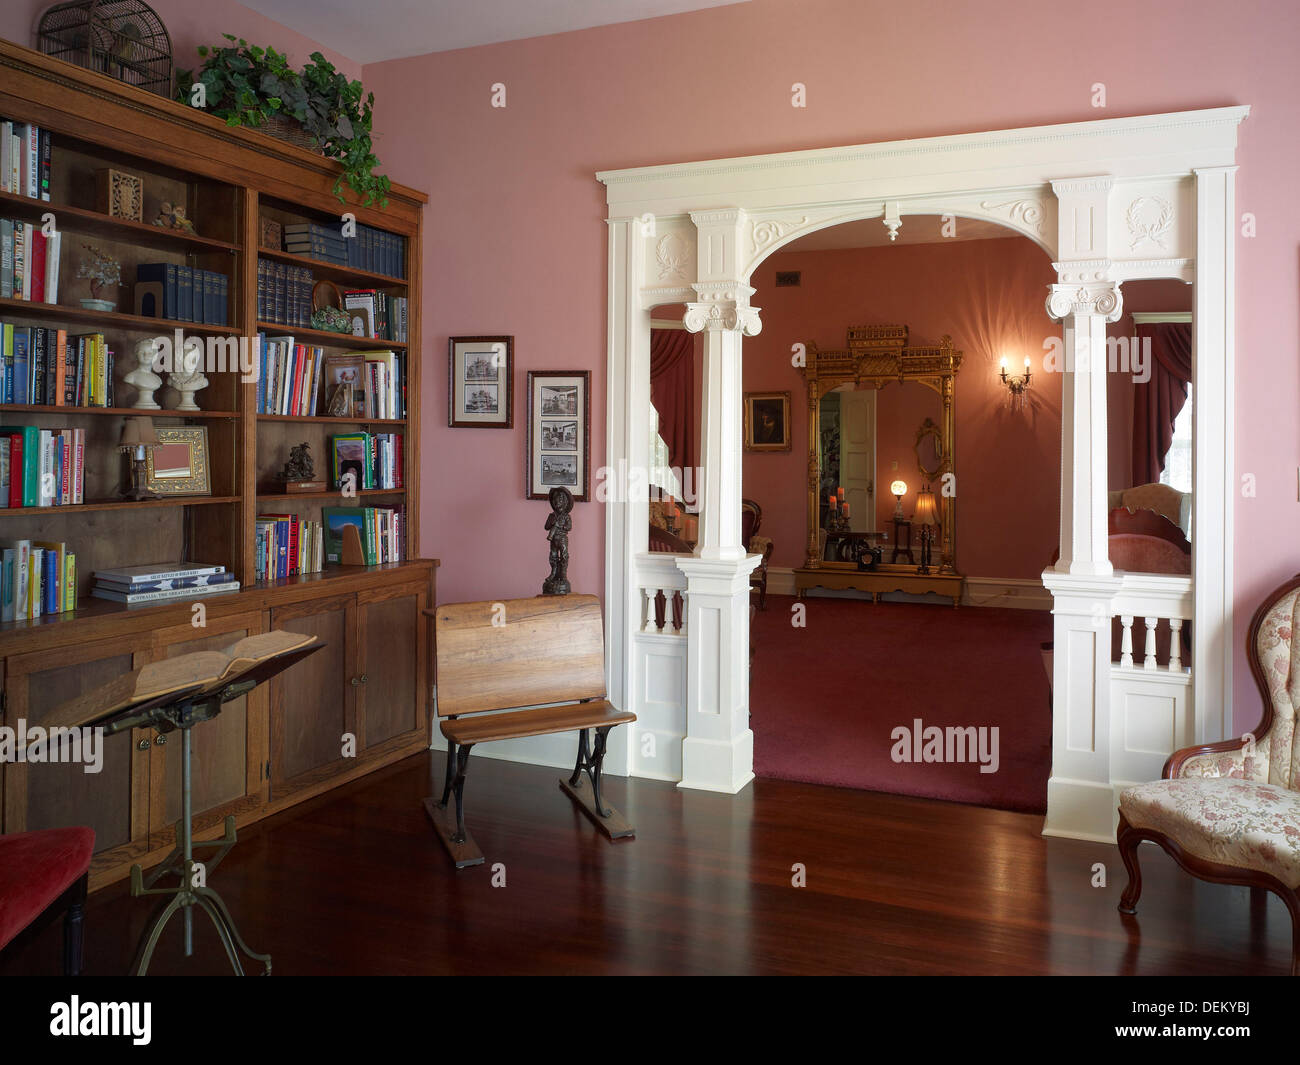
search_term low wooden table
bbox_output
[794,562,963,608]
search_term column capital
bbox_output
[684,281,762,335]
[1045,270,1123,323]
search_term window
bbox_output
[1159,383,1192,495]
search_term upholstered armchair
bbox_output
[1117,573,1300,973]
[741,498,773,609]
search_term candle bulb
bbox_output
[842,502,850,518]
[1024,355,1031,369]
[828,492,837,508]
[837,486,845,500]
[1000,356,1008,371]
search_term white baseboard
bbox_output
[765,568,1052,610]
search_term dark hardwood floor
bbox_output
[1,752,1292,975]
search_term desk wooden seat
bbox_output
[423,594,637,867]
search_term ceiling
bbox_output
[253,0,751,65]
[783,216,1021,252]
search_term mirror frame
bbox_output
[801,323,962,572]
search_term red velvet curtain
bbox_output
[649,328,695,474]
[1131,322,1192,486]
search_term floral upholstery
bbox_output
[1119,585,1300,884]
[1120,778,1300,887]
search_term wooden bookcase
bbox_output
[0,39,435,889]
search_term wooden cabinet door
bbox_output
[269,592,355,799]
[2,632,155,876]
[356,580,429,753]
[150,610,267,846]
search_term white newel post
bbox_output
[1042,177,1124,841]
[676,208,761,793]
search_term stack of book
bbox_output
[255,514,324,581]
[322,505,403,566]
[135,263,230,325]
[0,424,85,507]
[256,259,313,327]
[91,562,240,606]
[341,289,408,343]
[329,430,403,491]
[1,327,113,406]
[0,118,51,200]
[1,538,74,621]
[280,221,405,278]
[1,219,61,302]
[255,334,326,415]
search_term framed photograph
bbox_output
[323,354,366,418]
[145,426,210,496]
[347,307,372,339]
[744,391,792,451]
[526,371,591,500]
[449,335,513,428]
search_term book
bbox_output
[0,546,12,621]
[94,562,227,585]
[41,629,321,733]
[2,539,29,620]
[91,581,241,605]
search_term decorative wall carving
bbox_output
[1125,195,1174,251]
[979,197,1046,236]
[750,215,810,255]
[655,231,693,280]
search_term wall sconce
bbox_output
[999,355,1032,410]
[890,479,907,518]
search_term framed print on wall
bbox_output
[526,370,591,500]
[744,390,792,451]
[449,335,513,427]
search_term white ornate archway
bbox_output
[598,106,1248,839]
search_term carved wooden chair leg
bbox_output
[1117,815,1143,914]
[62,873,87,976]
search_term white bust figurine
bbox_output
[167,340,209,412]
[126,337,163,410]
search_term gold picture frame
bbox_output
[146,426,211,496]
[744,391,792,451]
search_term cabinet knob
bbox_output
[137,738,151,751]
[360,673,368,684]
[351,676,360,687]
[155,734,167,746]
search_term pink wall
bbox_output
[363,0,1300,732]
[1,2,361,82]
[743,237,1066,579]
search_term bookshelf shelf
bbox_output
[255,321,409,350]
[0,296,241,335]
[0,403,240,419]
[256,487,405,501]
[0,494,239,516]
[258,246,405,288]
[257,413,406,426]
[0,189,243,255]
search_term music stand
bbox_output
[57,639,322,975]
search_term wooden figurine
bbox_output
[283,442,326,493]
[152,201,196,234]
[543,486,573,595]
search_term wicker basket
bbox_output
[260,114,316,151]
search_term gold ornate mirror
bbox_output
[795,323,963,604]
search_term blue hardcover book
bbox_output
[135,263,178,319]
[12,327,30,403]
[1,547,13,622]
[255,332,266,412]
[217,273,228,326]
[42,545,56,613]
[177,265,194,323]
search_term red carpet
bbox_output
[751,595,1053,813]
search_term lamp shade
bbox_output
[890,479,907,498]
[119,416,159,448]
[914,486,939,526]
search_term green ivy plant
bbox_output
[176,35,391,206]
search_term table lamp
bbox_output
[890,479,907,519]
[119,416,159,500]
[914,484,939,573]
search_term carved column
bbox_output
[676,207,761,792]
[1042,265,1125,840]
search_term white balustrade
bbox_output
[635,553,688,636]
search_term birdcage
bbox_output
[37,0,172,97]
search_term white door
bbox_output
[839,389,876,533]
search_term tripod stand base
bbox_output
[131,884,272,976]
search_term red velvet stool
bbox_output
[0,827,94,974]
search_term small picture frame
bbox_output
[145,426,211,496]
[744,391,792,451]
[347,307,372,338]
[526,371,591,500]
[449,336,513,428]
[323,354,366,419]
[259,216,283,251]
